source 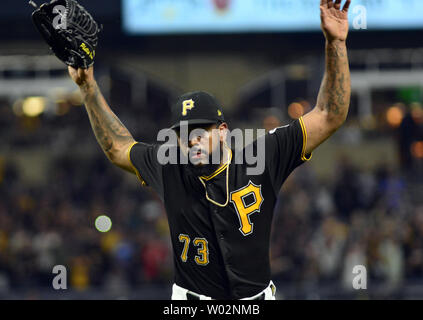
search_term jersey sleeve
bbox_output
[265,116,312,193]
[127,142,164,197]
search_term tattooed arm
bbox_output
[68,66,136,173]
[302,0,351,155]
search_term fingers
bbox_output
[342,0,352,12]
[322,0,351,12]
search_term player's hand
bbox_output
[320,0,351,42]
[68,66,95,87]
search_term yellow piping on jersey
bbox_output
[200,147,232,181]
[299,117,312,162]
[127,141,147,186]
[199,144,232,207]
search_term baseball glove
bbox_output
[31,0,101,69]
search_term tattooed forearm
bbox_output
[80,81,134,158]
[316,40,351,124]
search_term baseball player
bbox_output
[68,0,351,300]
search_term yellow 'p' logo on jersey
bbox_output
[182,99,195,116]
[230,181,264,236]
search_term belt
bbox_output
[186,291,266,301]
[180,281,275,300]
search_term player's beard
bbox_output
[187,142,224,177]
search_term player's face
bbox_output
[178,123,227,166]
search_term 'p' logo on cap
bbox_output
[182,99,195,116]
[170,91,224,129]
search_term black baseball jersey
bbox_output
[128,117,311,299]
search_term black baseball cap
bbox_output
[170,91,225,129]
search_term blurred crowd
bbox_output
[0,94,423,299]
[271,161,422,298]
[0,96,173,298]
[0,151,173,296]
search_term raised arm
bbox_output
[68,66,136,173]
[302,0,352,155]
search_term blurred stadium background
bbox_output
[1,0,423,299]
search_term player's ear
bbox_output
[218,122,228,142]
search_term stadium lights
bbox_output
[288,102,304,119]
[386,105,404,128]
[22,97,46,117]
